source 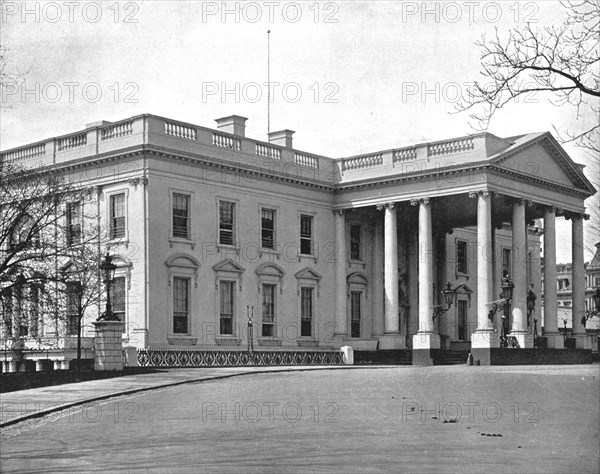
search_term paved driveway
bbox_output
[1,365,598,473]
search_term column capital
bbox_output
[332,209,345,216]
[376,202,395,211]
[468,190,491,199]
[544,206,560,215]
[563,211,587,221]
[410,197,430,206]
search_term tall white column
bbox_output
[412,198,440,354]
[471,191,498,348]
[543,208,561,348]
[571,214,587,348]
[511,199,531,347]
[382,203,399,333]
[334,210,347,336]
[372,216,384,336]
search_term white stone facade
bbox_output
[1,114,595,360]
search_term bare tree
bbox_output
[0,160,103,356]
[0,44,27,112]
[459,0,599,153]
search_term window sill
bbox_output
[217,244,240,254]
[299,253,318,264]
[455,272,469,280]
[169,238,195,249]
[296,338,318,347]
[349,259,366,269]
[257,338,283,346]
[215,336,241,346]
[259,248,281,259]
[167,336,197,346]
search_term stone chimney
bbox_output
[268,129,295,148]
[215,115,248,137]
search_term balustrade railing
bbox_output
[294,152,319,168]
[428,137,474,157]
[393,147,417,162]
[256,143,282,160]
[57,133,87,151]
[212,132,241,151]
[165,121,197,141]
[342,152,383,171]
[2,144,46,162]
[100,121,134,141]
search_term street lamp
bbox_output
[527,289,537,327]
[433,282,457,319]
[97,252,118,321]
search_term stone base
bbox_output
[471,330,499,349]
[544,332,564,349]
[575,334,593,350]
[93,321,125,371]
[412,332,440,350]
[412,348,440,366]
[378,333,404,350]
[471,347,596,365]
[412,333,441,366]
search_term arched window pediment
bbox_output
[166,253,200,287]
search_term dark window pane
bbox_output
[350,224,361,260]
[300,287,313,337]
[261,209,275,249]
[173,194,190,238]
[219,202,235,245]
[457,241,468,274]
[220,281,234,335]
[351,291,361,338]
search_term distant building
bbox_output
[541,242,600,345]
[0,114,596,367]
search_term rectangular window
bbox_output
[66,201,82,246]
[351,291,361,338]
[219,281,234,335]
[300,287,313,337]
[110,194,126,239]
[261,209,275,250]
[112,277,126,332]
[66,281,81,336]
[457,240,468,274]
[14,285,28,337]
[350,224,361,260]
[29,285,40,338]
[262,284,276,337]
[300,215,313,255]
[219,201,235,246]
[172,193,190,239]
[502,248,511,279]
[457,300,468,341]
[173,277,189,334]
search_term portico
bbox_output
[334,132,595,364]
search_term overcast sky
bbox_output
[2,1,598,262]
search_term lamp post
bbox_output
[246,305,254,353]
[527,289,537,327]
[493,278,514,347]
[97,253,118,321]
[433,282,457,320]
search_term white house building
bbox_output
[1,114,596,366]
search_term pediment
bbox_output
[294,267,322,281]
[455,283,473,295]
[166,254,200,269]
[492,134,595,194]
[255,263,285,277]
[347,272,368,285]
[212,258,245,273]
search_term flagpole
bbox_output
[267,29,271,137]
